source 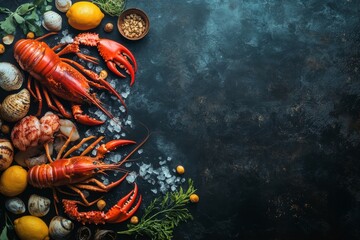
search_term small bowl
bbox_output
[117,8,150,40]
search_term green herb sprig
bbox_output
[0,0,52,37]
[118,179,197,240]
[92,0,126,17]
[0,212,14,240]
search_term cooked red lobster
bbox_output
[13,32,137,125]
[27,130,146,224]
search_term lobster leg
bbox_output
[62,58,127,109]
[51,94,72,118]
[43,88,60,113]
[74,173,128,193]
[67,185,95,206]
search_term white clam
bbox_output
[55,0,72,13]
[0,62,24,91]
[5,197,26,214]
[42,11,62,31]
[49,216,74,240]
[28,194,51,217]
[0,89,31,122]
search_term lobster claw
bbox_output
[106,183,142,223]
[62,183,142,225]
[96,139,136,159]
[97,39,137,86]
[72,105,104,126]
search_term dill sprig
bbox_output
[118,179,196,240]
[92,0,126,17]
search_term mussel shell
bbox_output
[28,194,51,217]
[49,216,74,240]
[75,226,91,240]
[42,11,62,31]
[0,62,24,91]
[0,139,14,171]
[94,230,117,240]
[5,197,26,214]
[0,89,30,122]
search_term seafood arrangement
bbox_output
[0,1,198,240]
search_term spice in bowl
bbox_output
[118,8,149,40]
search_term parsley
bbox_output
[0,0,52,37]
[117,179,197,240]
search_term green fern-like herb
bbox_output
[92,0,126,17]
[118,179,196,240]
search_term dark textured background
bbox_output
[1,0,360,239]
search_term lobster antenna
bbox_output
[117,124,151,166]
[35,32,58,41]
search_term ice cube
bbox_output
[87,62,94,69]
[159,160,167,166]
[171,185,177,192]
[148,179,156,185]
[167,157,172,161]
[98,126,105,133]
[138,149,143,154]
[166,176,176,184]
[114,124,121,133]
[126,171,138,183]
[95,66,103,73]
[119,106,126,112]
[159,183,168,194]
[157,175,165,181]
[103,178,109,185]
[125,163,132,168]
[151,189,158,194]
[99,114,107,121]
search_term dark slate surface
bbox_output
[1,0,360,240]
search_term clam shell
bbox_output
[0,139,14,171]
[5,197,26,214]
[28,194,51,217]
[0,89,30,122]
[0,62,24,91]
[42,11,62,31]
[55,0,72,13]
[94,230,117,240]
[49,216,74,240]
[2,35,14,45]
